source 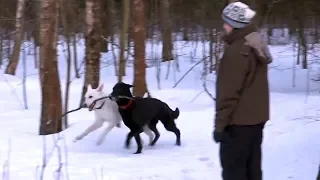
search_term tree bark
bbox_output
[5,0,26,75]
[31,0,41,47]
[160,0,173,62]
[60,0,72,128]
[132,0,147,97]
[79,0,102,106]
[100,0,108,52]
[39,0,63,135]
[118,0,130,81]
[69,0,80,78]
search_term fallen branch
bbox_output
[189,90,205,103]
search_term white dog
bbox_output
[73,83,154,146]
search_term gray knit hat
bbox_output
[222,2,256,28]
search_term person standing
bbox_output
[213,2,272,180]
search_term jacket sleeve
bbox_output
[215,49,249,132]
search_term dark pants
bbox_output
[219,122,265,180]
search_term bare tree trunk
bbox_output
[5,0,26,75]
[5,30,12,62]
[60,0,72,128]
[132,0,147,97]
[79,0,102,106]
[107,0,117,75]
[39,0,63,135]
[182,27,189,41]
[32,0,41,47]
[160,0,173,62]
[34,39,39,69]
[209,28,214,73]
[298,24,307,69]
[22,41,28,109]
[297,39,300,65]
[292,42,296,87]
[118,0,130,82]
[100,0,108,52]
[70,1,80,78]
[72,33,80,78]
[0,30,3,67]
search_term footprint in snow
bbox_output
[198,156,216,167]
[181,168,195,174]
[198,157,210,162]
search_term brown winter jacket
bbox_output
[215,24,272,132]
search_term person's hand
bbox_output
[213,131,230,143]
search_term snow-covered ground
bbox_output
[0,41,319,180]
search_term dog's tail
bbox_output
[171,107,180,120]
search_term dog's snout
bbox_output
[82,103,88,108]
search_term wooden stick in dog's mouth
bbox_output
[89,103,95,111]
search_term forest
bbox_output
[0,0,319,179]
[0,0,319,133]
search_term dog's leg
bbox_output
[148,124,160,146]
[142,125,154,145]
[125,130,135,149]
[164,122,181,146]
[96,123,116,146]
[73,121,103,142]
[133,133,143,154]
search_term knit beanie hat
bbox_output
[222,2,256,29]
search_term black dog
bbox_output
[109,82,181,154]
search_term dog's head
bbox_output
[110,82,133,101]
[84,84,105,111]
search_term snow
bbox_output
[0,40,319,180]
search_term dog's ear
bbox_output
[125,83,134,88]
[87,84,92,90]
[97,83,104,92]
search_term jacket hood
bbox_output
[244,32,273,64]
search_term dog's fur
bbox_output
[109,82,181,154]
[73,84,154,146]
